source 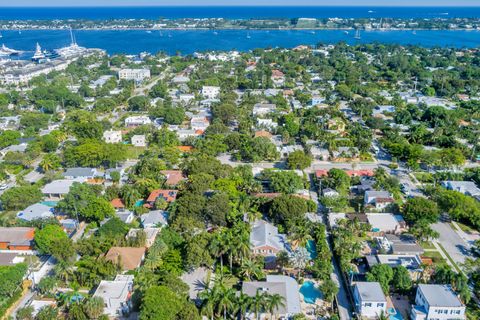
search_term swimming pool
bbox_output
[41,201,58,207]
[306,240,317,259]
[134,200,145,207]
[299,281,321,304]
[388,307,403,320]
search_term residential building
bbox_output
[146,189,178,207]
[131,134,146,147]
[127,228,160,248]
[125,116,152,127]
[253,103,276,116]
[63,168,98,180]
[243,275,301,318]
[0,227,35,251]
[118,68,150,82]
[201,86,220,99]
[364,191,395,210]
[411,284,466,320]
[441,181,480,197]
[103,130,122,144]
[16,203,54,222]
[366,213,404,235]
[115,210,135,224]
[0,252,26,266]
[41,179,80,200]
[104,247,146,271]
[250,220,288,266]
[140,210,168,228]
[353,282,387,319]
[160,170,185,186]
[93,275,134,317]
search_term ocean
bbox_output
[1,6,480,20]
[1,7,480,55]
[2,29,480,56]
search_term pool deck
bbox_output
[299,280,327,319]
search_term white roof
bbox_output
[355,282,386,302]
[41,179,81,195]
[250,220,287,252]
[17,203,53,221]
[366,213,400,232]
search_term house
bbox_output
[93,275,134,317]
[140,210,168,228]
[16,203,54,222]
[364,191,395,210]
[146,189,178,207]
[115,210,135,224]
[0,252,26,266]
[104,247,146,271]
[111,198,125,210]
[161,170,185,186]
[0,227,35,251]
[103,130,122,144]
[380,234,425,255]
[271,69,285,86]
[125,116,152,127]
[322,188,340,198]
[41,179,79,200]
[310,95,325,106]
[366,254,422,272]
[441,181,480,197]
[127,228,160,248]
[366,213,404,234]
[190,117,210,131]
[131,134,146,147]
[63,168,98,180]
[332,147,359,161]
[243,275,301,318]
[411,284,466,320]
[353,282,387,319]
[253,103,276,116]
[201,86,220,99]
[118,68,150,82]
[250,220,288,267]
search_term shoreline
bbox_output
[1,27,479,32]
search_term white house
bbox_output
[411,284,466,320]
[366,213,404,234]
[131,135,146,147]
[103,130,122,144]
[253,103,276,116]
[353,282,387,319]
[250,220,288,267]
[16,203,54,222]
[364,190,394,210]
[125,116,152,127]
[201,86,220,99]
[441,181,480,197]
[93,275,134,317]
[118,68,150,82]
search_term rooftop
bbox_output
[355,282,387,302]
[418,284,464,307]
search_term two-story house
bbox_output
[353,282,387,319]
[411,284,466,320]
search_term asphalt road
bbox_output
[432,221,472,266]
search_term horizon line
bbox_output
[2,5,480,8]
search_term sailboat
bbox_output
[246,32,251,39]
[354,29,361,40]
[0,32,3,39]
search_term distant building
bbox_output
[141,210,168,229]
[42,179,80,200]
[201,86,220,99]
[353,282,387,319]
[411,284,466,320]
[127,228,160,248]
[146,189,178,207]
[253,103,276,116]
[103,130,122,144]
[93,275,134,317]
[125,115,152,127]
[366,213,405,234]
[104,247,145,271]
[131,134,147,147]
[160,170,185,186]
[63,168,98,180]
[118,68,150,82]
[441,181,480,197]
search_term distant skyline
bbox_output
[2,0,480,7]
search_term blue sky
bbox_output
[3,0,479,7]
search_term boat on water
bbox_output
[0,44,21,56]
[344,31,349,35]
[246,32,251,39]
[354,29,361,40]
[412,30,417,35]
[146,30,152,34]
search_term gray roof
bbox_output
[141,210,168,227]
[42,179,79,195]
[442,181,480,196]
[243,275,301,315]
[365,190,392,198]
[0,252,24,266]
[16,203,53,221]
[418,284,463,307]
[355,282,386,302]
[116,211,134,223]
[63,167,97,178]
[250,220,287,252]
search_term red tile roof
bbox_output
[146,189,178,203]
[111,198,125,209]
[160,170,185,186]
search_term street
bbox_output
[432,221,472,266]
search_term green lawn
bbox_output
[125,146,146,159]
[420,241,436,250]
[436,243,462,273]
[422,250,446,264]
[412,172,434,183]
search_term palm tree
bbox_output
[236,292,253,320]
[240,258,264,281]
[217,287,236,320]
[210,230,228,274]
[265,293,285,320]
[251,290,267,320]
[82,296,105,319]
[288,221,312,249]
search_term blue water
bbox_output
[134,200,145,207]
[300,281,322,304]
[2,29,480,57]
[306,240,317,259]
[1,7,480,20]
[388,308,403,320]
[41,201,58,207]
